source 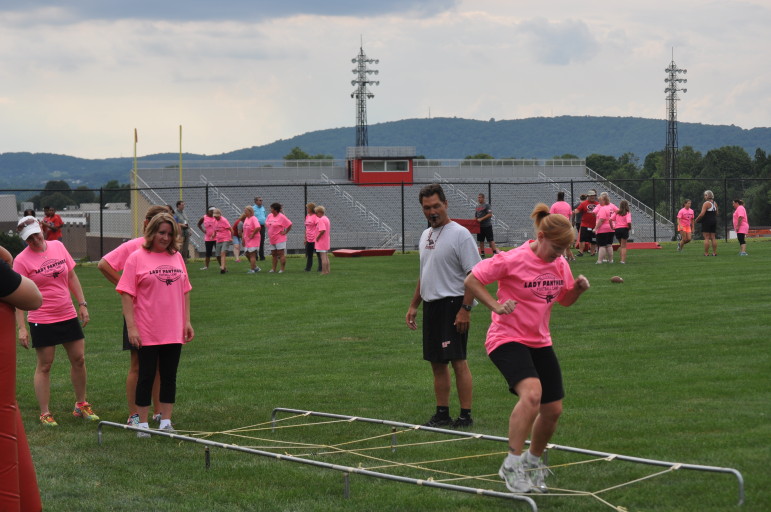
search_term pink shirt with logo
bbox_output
[116,249,192,346]
[595,204,615,234]
[202,216,217,242]
[213,217,233,243]
[677,208,694,230]
[305,214,319,243]
[733,205,749,234]
[242,216,261,248]
[315,215,331,251]
[611,211,632,229]
[266,212,292,244]
[549,201,572,219]
[13,240,77,324]
[471,241,575,353]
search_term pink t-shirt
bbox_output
[242,216,261,248]
[266,212,292,244]
[305,214,319,243]
[595,204,615,234]
[549,201,572,219]
[13,240,76,324]
[471,241,575,353]
[611,211,631,229]
[116,249,192,346]
[677,208,694,230]
[103,237,144,271]
[733,205,749,234]
[315,215,331,251]
[213,217,233,243]
[202,216,217,242]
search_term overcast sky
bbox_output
[1,0,769,159]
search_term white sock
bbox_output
[138,422,149,429]
[160,419,172,429]
[505,453,521,467]
[525,450,541,465]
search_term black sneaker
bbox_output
[423,414,453,427]
[576,251,584,257]
[451,416,474,428]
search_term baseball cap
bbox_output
[587,189,597,196]
[17,216,42,240]
[207,206,215,212]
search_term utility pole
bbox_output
[664,50,687,239]
[351,40,379,147]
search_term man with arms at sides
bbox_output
[406,183,482,428]
[475,193,501,258]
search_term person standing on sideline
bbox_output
[13,216,99,426]
[252,197,268,261]
[611,200,632,264]
[304,203,322,272]
[695,190,719,256]
[212,209,233,274]
[314,205,331,275]
[41,206,64,242]
[117,213,193,437]
[174,200,190,260]
[197,207,217,270]
[406,183,481,428]
[464,203,590,493]
[266,203,292,273]
[240,206,262,273]
[573,190,599,256]
[475,193,501,257]
[572,194,586,250]
[732,199,750,256]
[594,192,615,264]
[98,205,167,425]
[549,191,574,261]
[676,199,695,252]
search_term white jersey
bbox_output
[418,221,481,302]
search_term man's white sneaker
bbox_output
[498,460,531,493]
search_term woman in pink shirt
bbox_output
[464,204,590,493]
[197,207,217,270]
[549,191,574,261]
[266,202,293,273]
[304,202,321,272]
[117,213,193,436]
[610,200,632,264]
[676,199,695,252]
[212,209,233,274]
[732,199,750,256]
[314,205,331,275]
[239,206,262,273]
[13,216,98,426]
[594,192,615,264]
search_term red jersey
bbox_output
[575,200,600,228]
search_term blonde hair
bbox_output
[314,205,326,214]
[704,190,714,200]
[143,213,181,254]
[531,203,574,247]
[599,192,610,205]
[306,202,316,213]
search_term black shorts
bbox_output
[29,317,84,349]
[122,317,134,351]
[477,225,495,243]
[702,219,717,234]
[579,227,595,244]
[422,296,468,363]
[596,232,614,247]
[205,240,216,257]
[736,233,746,244]
[488,342,564,404]
[615,228,629,241]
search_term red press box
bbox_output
[452,218,480,234]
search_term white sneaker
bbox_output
[199,267,208,271]
[136,422,151,438]
[498,460,531,493]
[278,270,284,273]
[523,459,551,493]
[246,269,256,274]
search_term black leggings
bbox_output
[136,344,182,406]
[305,241,322,271]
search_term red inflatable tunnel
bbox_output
[0,303,42,512]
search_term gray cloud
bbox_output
[0,0,459,22]
[520,18,599,65]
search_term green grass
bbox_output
[14,238,770,511]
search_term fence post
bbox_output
[401,182,405,254]
[723,177,729,243]
[99,188,104,258]
[652,178,657,242]
[205,183,210,211]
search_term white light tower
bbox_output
[664,50,687,237]
[351,42,379,147]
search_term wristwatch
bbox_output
[78,301,88,307]
[461,303,473,311]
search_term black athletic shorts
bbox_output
[477,225,495,243]
[422,296,468,363]
[205,240,216,258]
[596,232,614,247]
[29,317,84,348]
[488,342,564,404]
[736,233,746,245]
[701,219,717,234]
[579,226,595,244]
[615,228,630,241]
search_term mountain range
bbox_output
[1,116,769,189]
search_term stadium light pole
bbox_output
[664,50,687,240]
[351,41,379,148]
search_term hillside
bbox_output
[1,116,769,188]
